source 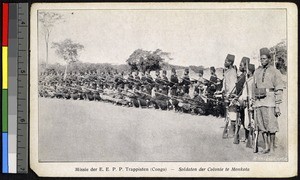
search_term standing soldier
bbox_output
[195,69,207,95]
[220,54,238,142]
[127,71,134,90]
[134,70,141,90]
[252,47,283,154]
[154,70,162,90]
[238,63,255,148]
[170,68,179,111]
[235,57,250,143]
[180,68,191,95]
[145,70,154,94]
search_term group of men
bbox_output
[220,47,284,154]
[39,47,284,155]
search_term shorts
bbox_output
[254,107,279,133]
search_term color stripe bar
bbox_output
[2,133,8,173]
[2,47,8,89]
[2,2,9,173]
[2,90,8,132]
[8,3,18,173]
[2,3,9,46]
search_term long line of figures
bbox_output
[39,66,224,117]
[39,47,285,155]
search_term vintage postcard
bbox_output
[30,2,298,177]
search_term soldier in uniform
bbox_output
[194,69,207,95]
[154,70,162,90]
[252,47,283,154]
[238,63,255,147]
[180,68,191,95]
[145,70,154,95]
[134,70,141,89]
[191,89,207,115]
[235,57,250,143]
[170,68,179,111]
[220,54,238,142]
[127,71,134,90]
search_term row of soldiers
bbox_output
[39,66,226,117]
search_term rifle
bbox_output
[244,62,254,148]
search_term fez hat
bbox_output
[260,47,270,56]
[199,69,204,74]
[210,66,216,72]
[163,70,167,74]
[171,68,176,73]
[184,68,189,73]
[248,64,255,73]
[226,54,235,63]
[241,57,250,65]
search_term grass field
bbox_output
[38,95,287,162]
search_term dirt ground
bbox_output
[38,94,287,162]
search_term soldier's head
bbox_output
[184,68,189,75]
[276,57,285,69]
[260,47,271,68]
[199,69,204,77]
[224,54,235,68]
[141,71,145,76]
[248,64,255,77]
[239,57,250,72]
[210,66,216,75]
[171,68,176,75]
[162,70,167,77]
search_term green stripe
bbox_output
[2,89,8,132]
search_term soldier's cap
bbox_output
[248,64,255,73]
[162,70,167,74]
[210,66,216,72]
[226,54,235,63]
[171,68,176,72]
[260,47,270,57]
[241,57,250,64]
[199,69,204,74]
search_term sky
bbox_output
[38,9,286,68]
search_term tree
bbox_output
[39,12,63,66]
[270,39,287,74]
[52,39,84,80]
[126,49,172,72]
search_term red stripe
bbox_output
[2,3,9,46]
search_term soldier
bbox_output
[154,70,162,90]
[194,69,207,95]
[252,47,283,154]
[170,68,179,111]
[161,70,169,91]
[236,57,250,143]
[220,54,238,142]
[206,66,218,97]
[180,68,191,94]
[238,63,255,148]
[145,70,154,95]
[93,83,102,101]
[191,90,207,115]
[127,71,134,90]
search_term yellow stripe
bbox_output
[2,46,8,89]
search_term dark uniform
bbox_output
[180,68,191,94]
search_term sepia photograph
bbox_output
[30,2,297,177]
